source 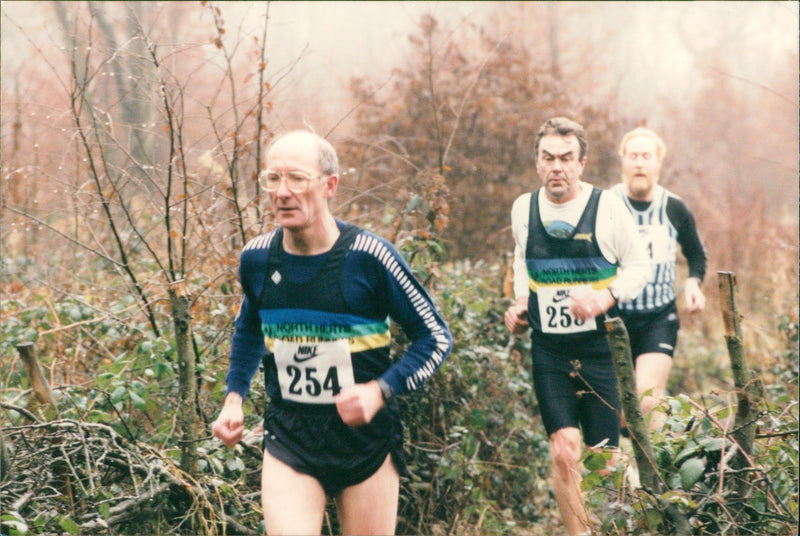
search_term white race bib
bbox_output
[639,225,671,263]
[274,339,355,404]
[537,284,597,334]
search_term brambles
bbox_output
[2,251,798,535]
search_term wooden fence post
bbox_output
[169,279,198,476]
[606,317,691,535]
[605,318,658,485]
[717,271,763,489]
[15,342,73,503]
[16,342,56,417]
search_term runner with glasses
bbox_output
[260,170,322,193]
[212,130,452,535]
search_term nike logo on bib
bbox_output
[293,345,319,362]
[552,289,572,303]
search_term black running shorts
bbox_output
[262,402,407,497]
[621,301,680,358]
[531,343,620,448]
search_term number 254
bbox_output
[286,365,341,397]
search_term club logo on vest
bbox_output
[573,232,593,242]
[271,270,282,284]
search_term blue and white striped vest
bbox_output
[612,184,677,312]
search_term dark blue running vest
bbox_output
[525,187,619,352]
[258,223,393,410]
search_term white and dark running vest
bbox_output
[612,184,677,313]
[525,187,619,354]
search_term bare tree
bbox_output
[3,0,287,476]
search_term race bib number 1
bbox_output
[639,225,671,263]
[274,339,355,404]
[537,284,597,334]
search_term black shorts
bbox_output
[531,342,620,448]
[262,402,407,497]
[621,301,680,358]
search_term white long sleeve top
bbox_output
[510,181,651,304]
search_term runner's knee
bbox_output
[550,429,581,477]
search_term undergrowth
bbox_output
[1,252,798,535]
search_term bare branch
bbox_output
[442,34,508,166]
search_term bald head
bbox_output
[267,130,339,176]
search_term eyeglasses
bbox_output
[259,170,324,194]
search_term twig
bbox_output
[11,491,34,512]
[100,390,136,441]
[0,401,38,423]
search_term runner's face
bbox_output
[622,135,661,201]
[536,135,585,204]
[266,134,335,231]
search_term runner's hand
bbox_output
[569,288,614,322]
[684,278,706,313]
[212,394,245,447]
[504,303,530,334]
[335,381,383,427]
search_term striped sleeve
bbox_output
[349,232,453,395]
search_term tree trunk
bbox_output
[170,280,197,476]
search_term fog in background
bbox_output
[3,1,797,132]
[1,0,797,234]
[212,1,799,134]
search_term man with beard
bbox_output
[611,127,707,430]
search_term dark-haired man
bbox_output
[504,117,649,536]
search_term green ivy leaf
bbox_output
[59,516,80,535]
[674,443,699,465]
[583,451,608,471]
[96,372,115,386]
[679,456,706,490]
[580,470,604,490]
[99,502,111,520]
[128,390,146,410]
[69,306,83,321]
[226,457,246,472]
[645,509,663,531]
[656,447,673,468]
[470,409,487,431]
[111,385,127,403]
[699,437,725,452]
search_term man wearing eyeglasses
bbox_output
[504,117,649,536]
[212,130,452,535]
[612,127,707,431]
